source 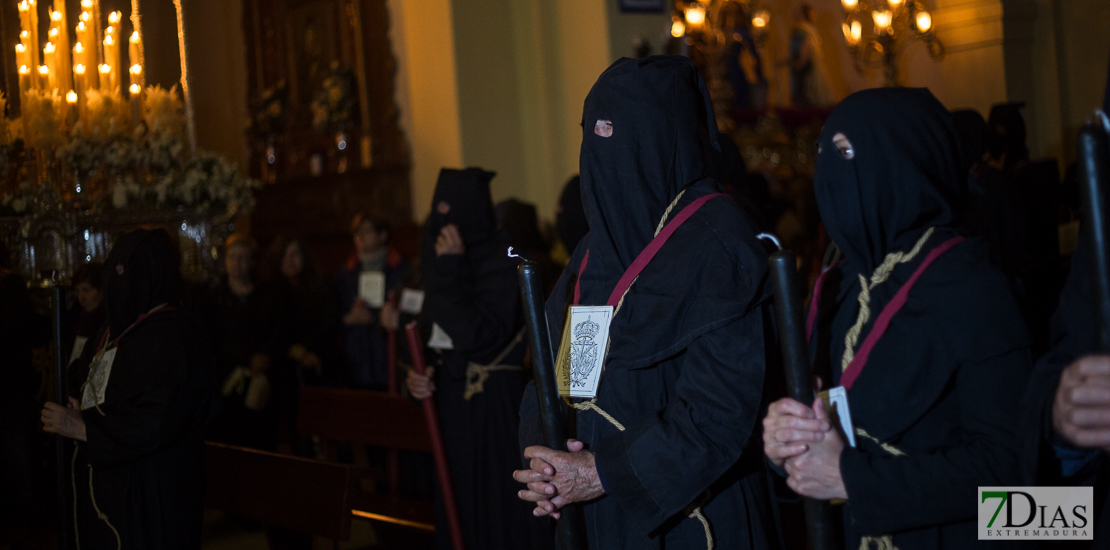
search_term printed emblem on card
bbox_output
[555,305,613,399]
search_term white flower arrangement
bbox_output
[10,85,259,218]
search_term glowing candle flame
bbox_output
[130,31,140,44]
[38,65,49,75]
[108,11,121,24]
[671,19,685,38]
[66,90,77,103]
[20,30,28,38]
[129,83,141,94]
[74,63,85,75]
[889,0,903,7]
[80,12,89,22]
[98,63,110,74]
[842,0,858,9]
[49,28,58,38]
[78,21,86,31]
[75,42,84,53]
[19,65,30,75]
[18,1,28,12]
[684,4,706,26]
[130,64,141,75]
[15,44,25,54]
[752,9,770,28]
[104,35,114,46]
[915,10,932,32]
[44,42,55,54]
[872,10,892,29]
[81,0,92,7]
[106,26,114,35]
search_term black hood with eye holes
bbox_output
[552,55,768,371]
[815,88,965,277]
[810,88,1029,445]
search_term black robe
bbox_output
[521,57,777,549]
[807,89,1031,549]
[72,229,214,549]
[1021,225,1110,547]
[419,168,535,550]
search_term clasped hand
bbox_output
[42,397,87,442]
[763,397,848,500]
[1053,355,1110,452]
[512,440,604,518]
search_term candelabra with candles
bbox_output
[671,0,770,132]
[839,0,943,86]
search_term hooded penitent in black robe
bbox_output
[72,229,214,549]
[806,89,1030,549]
[521,56,776,550]
[418,168,536,550]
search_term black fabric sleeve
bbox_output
[592,311,766,535]
[839,347,1030,534]
[82,325,207,468]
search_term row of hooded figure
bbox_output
[30,55,1110,550]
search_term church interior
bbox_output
[2,0,1110,549]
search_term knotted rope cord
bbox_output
[836,230,936,550]
[840,227,935,373]
[463,329,526,400]
[571,188,714,549]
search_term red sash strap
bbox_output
[805,261,843,342]
[573,193,728,307]
[95,304,176,353]
[839,236,965,389]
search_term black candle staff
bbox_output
[517,261,589,550]
[1078,118,1110,352]
[761,235,839,550]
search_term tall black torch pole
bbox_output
[1078,121,1110,352]
[52,283,70,550]
[764,239,838,550]
[517,261,589,550]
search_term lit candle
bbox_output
[28,0,41,81]
[52,2,72,96]
[18,64,30,98]
[66,89,78,126]
[128,31,144,88]
[98,63,110,91]
[73,63,87,120]
[103,33,119,92]
[129,83,142,126]
[43,42,56,91]
[38,64,50,89]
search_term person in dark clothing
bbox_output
[514,56,777,550]
[336,212,408,390]
[951,108,986,177]
[205,234,285,450]
[41,228,215,549]
[405,167,535,550]
[65,262,107,396]
[262,235,337,387]
[971,103,1062,355]
[1023,225,1110,546]
[556,175,589,259]
[0,241,49,524]
[762,88,1031,549]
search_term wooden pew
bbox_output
[296,386,436,532]
[204,442,354,541]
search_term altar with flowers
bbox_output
[0,0,258,284]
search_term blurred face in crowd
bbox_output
[76,281,102,313]
[281,242,304,280]
[225,243,254,283]
[354,221,388,257]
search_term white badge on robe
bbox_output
[358,271,387,308]
[399,288,425,315]
[555,305,614,399]
[81,348,118,410]
[69,336,88,366]
[427,322,454,350]
[828,386,857,448]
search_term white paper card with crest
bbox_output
[358,271,387,308]
[555,305,614,399]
